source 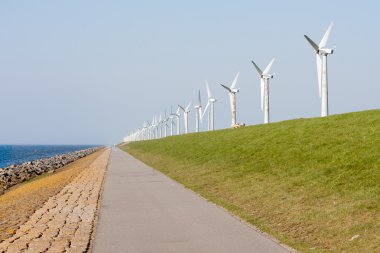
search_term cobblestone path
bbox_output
[0,149,110,253]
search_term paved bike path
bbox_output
[93,148,291,253]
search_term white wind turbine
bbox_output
[220,72,240,127]
[148,120,154,140]
[178,102,191,134]
[153,116,158,139]
[251,58,275,124]
[171,107,181,135]
[153,116,159,139]
[163,110,169,137]
[158,114,163,138]
[304,22,334,117]
[194,90,202,132]
[169,106,175,136]
[202,81,217,130]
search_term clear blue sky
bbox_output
[0,1,379,145]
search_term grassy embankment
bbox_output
[0,149,105,242]
[122,109,380,253]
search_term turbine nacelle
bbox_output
[319,48,333,55]
[263,74,274,79]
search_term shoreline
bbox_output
[0,145,99,168]
[0,147,101,195]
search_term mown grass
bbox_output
[0,149,105,242]
[122,109,380,253]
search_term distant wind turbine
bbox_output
[158,114,163,138]
[220,72,240,127]
[163,110,169,137]
[304,22,334,117]
[178,102,191,134]
[202,81,217,130]
[169,106,175,136]
[194,91,202,132]
[251,58,275,124]
[171,107,181,135]
[153,116,158,139]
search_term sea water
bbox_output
[0,145,96,168]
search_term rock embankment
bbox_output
[0,147,101,195]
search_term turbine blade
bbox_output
[206,80,211,98]
[230,72,240,89]
[176,107,180,115]
[319,22,333,48]
[251,60,263,76]
[263,58,275,75]
[178,104,185,112]
[198,90,201,106]
[260,78,265,111]
[304,35,319,52]
[185,102,191,111]
[202,102,210,119]
[220,84,232,92]
[316,54,322,97]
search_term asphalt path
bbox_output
[93,148,291,253]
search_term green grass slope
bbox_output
[121,109,380,253]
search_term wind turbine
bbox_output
[194,90,202,132]
[154,115,159,139]
[169,106,175,136]
[158,113,163,138]
[151,116,158,139]
[171,107,181,135]
[304,22,334,117]
[163,110,169,137]
[178,102,191,134]
[220,72,240,127]
[251,58,275,124]
[202,81,217,130]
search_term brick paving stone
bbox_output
[0,149,110,253]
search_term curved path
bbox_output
[93,149,292,253]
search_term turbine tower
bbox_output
[251,58,275,124]
[194,90,202,132]
[220,72,240,127]
[304,22,334,117]
[202,81,217,130]
[178,102,191,134]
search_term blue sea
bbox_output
[0,145,96,168]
